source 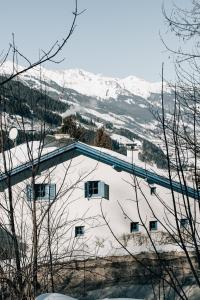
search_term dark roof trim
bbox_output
[0,142,198,199]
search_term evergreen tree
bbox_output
[61,115,83,140]
[94,127,112,149]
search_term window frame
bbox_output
[75,226,85,237]
[130,222,139,233]
[35,184,46,199]
[150,186,156,195]
[180,218,189,228]
[88,181,99,196]
[27,183,56,201]
[85,181,109,200]
[149,220,158,231]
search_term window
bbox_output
[130,222,139,232]
[150,186,156,195]
[35,184,46,198]
[89,181,99,195]
[180,218,189,228]
[84,181,109,200]
[75,226,85,237]
[27,184,56,201]
[149,221,157,231]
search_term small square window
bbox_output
[149,221,157,231]
[180,218,189,228]
[130,222,139,232]
[150,186,156,195]
[75,226,85,237]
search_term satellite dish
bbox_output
[8,127,18,141]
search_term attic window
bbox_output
[130,222,139,232]
[150,186,156,195]
[84,181,109,200]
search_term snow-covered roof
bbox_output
[0,141,198,198]
[0,141,56,170]
[36,294,76,300]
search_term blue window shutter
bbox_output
[98,182,109,199]
[49,184,56,200]
[43,184,56,200]
[26,185,32,201]
[104,184,109,200]
[98,181,104,198]
[44,185,50,200]
[84,182,88,198]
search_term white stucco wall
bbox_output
[0,142,197,261]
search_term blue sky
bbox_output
[0,0,189,81]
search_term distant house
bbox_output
[0,140,197,260]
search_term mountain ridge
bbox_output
[0,61,168,100]
[0,61,174,148]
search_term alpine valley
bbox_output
[0,61,174,148]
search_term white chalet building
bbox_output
[0,139,198,261]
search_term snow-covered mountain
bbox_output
[0,61,173,142]
[0,61,167,100]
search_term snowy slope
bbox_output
[0,61,175,143]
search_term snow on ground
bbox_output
[139,120,158,130]
[138,104,147,108]
[94,121,104,128]
[111,133,134,145]
[35,295,142,300]
[36,294,76,300]
[125,116,136,123]
[100,298,143,300]
[86,108,125,125]
[124,99,136,105]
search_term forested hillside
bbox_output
[0,76,68,126]
[0,76,167,168]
